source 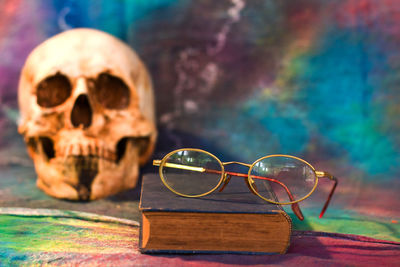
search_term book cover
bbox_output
[139,173,292,254]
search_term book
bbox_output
[139,173,292,254]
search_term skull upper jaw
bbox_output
[31,135,142,200]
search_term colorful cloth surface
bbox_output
[0,208,399,266]
[0,146,399,265]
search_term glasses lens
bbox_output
[249,156,316,204]
[161,149,223,196]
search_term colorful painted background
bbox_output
[0,0,399,262]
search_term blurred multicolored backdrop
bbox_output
[0,0,399,228]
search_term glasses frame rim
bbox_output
[158,148,319,205]
[159,148,225,198]
[247,154,319,205]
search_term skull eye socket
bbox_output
[36,73,71,107]
[94,73,130,109]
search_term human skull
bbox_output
[18,28,157,200]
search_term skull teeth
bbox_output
[58,143,117,162]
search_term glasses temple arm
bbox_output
[291,202,304,221]
[317,172,338,218]
[153,160,205,172]
[250,174,304,221]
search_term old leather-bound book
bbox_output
[139,173,292,254]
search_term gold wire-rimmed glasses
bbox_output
[153,148,338,221]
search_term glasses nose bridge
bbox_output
[222,161,252,168]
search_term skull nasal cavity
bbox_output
[71,95,92,128]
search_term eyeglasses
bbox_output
[153,148,338,221]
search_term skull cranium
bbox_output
[18,28,157,200]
